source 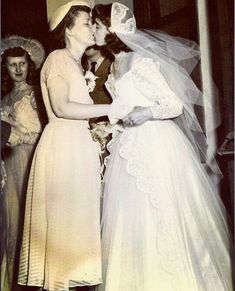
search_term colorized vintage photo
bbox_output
[1,0,234,290]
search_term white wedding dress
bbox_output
[99,51,233,291]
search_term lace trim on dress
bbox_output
[1,91,42,145]
[106,126,183,280]
[109,127,227,285]
[13,92,42,133]
[110,2,136,34]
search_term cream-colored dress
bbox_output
[18,49,102,290]
[1,85,42,291]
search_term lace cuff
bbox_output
[150,100,183,119]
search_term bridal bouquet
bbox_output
[85,71,98,93]
[90,121,111,152]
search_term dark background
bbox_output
[2,0,234,228]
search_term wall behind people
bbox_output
[2,0,134,55]
[2,0,50,53]
[207,0,234,223]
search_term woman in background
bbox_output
[1,35,45,291]
[93,3,233,291]
[18,1,109,290]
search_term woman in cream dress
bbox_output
[18,2,109,290]
[1,35,45,291]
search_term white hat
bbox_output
[49,0,94,31]
[1,35,45,69]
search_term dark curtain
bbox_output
[207,0,234,223]
[1,0,50,54]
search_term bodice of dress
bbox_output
[105,52,186,212]
[105,52,183,124]
[40,49,93,123]
[1,86,43,145]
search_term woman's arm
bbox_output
[123,101,183,127]
[122,107,153,126]
[48,76,110,120]
[123,57,183,126]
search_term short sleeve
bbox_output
[41,51,68,84]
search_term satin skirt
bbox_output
[99,120,233,291]
[18,119,102,291]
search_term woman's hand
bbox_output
[48,77,110,120]
[122,106,153,127]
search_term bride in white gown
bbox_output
[93,2,233,291]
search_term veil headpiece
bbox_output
[109,2,221,175]
[1,35,45,69]
[109,2,136,34]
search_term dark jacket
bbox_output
[1,121,11,149]
[89,58,112,124]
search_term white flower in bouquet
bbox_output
[85,71,98,93]
[90,121,111,150]
[90,121,124,153]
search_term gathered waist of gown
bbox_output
[48,117,90,128]
[120,119,176,131]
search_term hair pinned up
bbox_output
[92,4,132,54]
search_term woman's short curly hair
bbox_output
[92,4,131,54]
[51,5,91,49]
[1,47,36,96]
